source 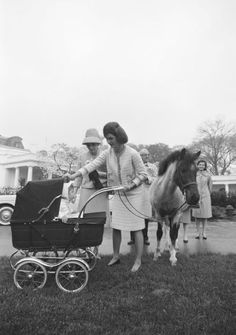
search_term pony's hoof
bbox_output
[164,245,170,252]
[170,258,177,266]
[153,252,161,261]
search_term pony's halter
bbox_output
[176,169,197,193]
[182,181,197,190]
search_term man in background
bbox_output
[128,148,158,245]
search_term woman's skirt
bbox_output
[110,187,145,232]
[142,185,152,217]
[180,207,191,224]
[192,195,212,219]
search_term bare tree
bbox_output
[128,143,171,164]
[190,119,236,175]
[146,143,171,163]
[37,144,85,178]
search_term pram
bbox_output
[9,178,123,293]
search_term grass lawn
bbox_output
[0,252,235,335]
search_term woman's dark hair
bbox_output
[197,159,207,170]
[103,122,128,144]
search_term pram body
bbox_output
[10,178,123,293]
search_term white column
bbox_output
[225,183,229,195]
[48,171,53,179]
[14,167,20,187]
[27,166,33,182]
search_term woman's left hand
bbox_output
[123,182,136,192]
[123,185,131,192]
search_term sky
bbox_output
[1,0,236,152]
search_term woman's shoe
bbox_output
[195,235,200,239]
[203,235,207,240]
[183,239,188,243]
[107,258,120,266]
[127,240,135,246]
[131,262,141,273]
[144,238,150,246]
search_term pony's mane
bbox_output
[158,150,181,176]
[158,150,194,176]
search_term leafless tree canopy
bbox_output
[37,144,82,178]
[36,119,236,179]
[190,119,236,175]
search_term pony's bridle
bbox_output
[175,164,197,194]
[181,181,197,191]
[174,162,197,194]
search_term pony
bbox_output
[149,148,201,265]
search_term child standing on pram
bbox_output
[59,182,80,223]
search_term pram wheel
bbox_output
[14,259,47,290]
[66,248,97,271]
[55,260,89,293]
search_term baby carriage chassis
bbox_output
[10,178,123,293]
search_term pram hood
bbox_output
[11,179,64,222]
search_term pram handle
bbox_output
[73,185,124,232]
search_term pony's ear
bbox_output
[180,148,186,159]
[193,151,201,160]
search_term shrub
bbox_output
[211,206,226,219]
[211,191,236,208]
[211,191,227,207]
[0,187,20,195]
[227,192,236,208]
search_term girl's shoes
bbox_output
[195,234,207,240]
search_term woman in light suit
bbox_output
[65,122,147,272]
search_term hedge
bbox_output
[211,191,236,208]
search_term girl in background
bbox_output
[192,160,212,239]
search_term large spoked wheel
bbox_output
[55,260,89,293]
[14,260,47,290]
[66,248,97,271]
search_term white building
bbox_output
[212,175,236,194]
[0,139,43,188]
[1,134,236,193]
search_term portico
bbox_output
[0,145,43,188]
[212,175,236,194]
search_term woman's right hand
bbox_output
[63,171,82,182]
[63,174,71,183]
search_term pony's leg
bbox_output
[169,223,180,266]
[173,213,182,249]
[153,222,163,261]
[164,218,171,251]
[175,236,179,250]
[183,222,188,242]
